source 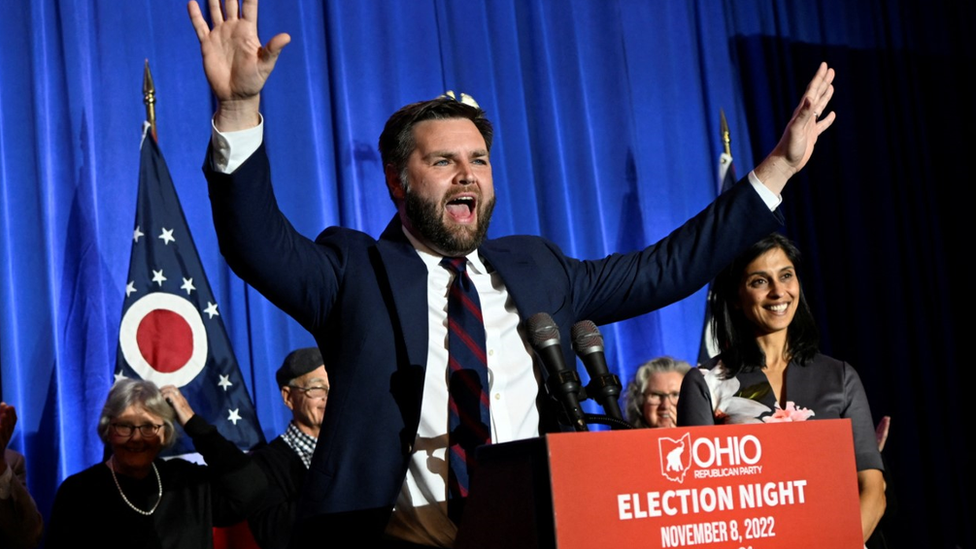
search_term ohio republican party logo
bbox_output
[658,433,692,483]
[657,433,764,484]
[119,292,208,387]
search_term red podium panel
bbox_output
[456,420,862,549]
[547,420,862,549]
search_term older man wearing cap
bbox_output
[248,348,329,549]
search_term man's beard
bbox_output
[405,189,495,257]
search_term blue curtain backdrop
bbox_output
[0,1,970,547]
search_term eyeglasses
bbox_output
[288,385,329,398]
[111,423,163,438]
[645,391,680,404]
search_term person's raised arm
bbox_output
[158,385,268,522]
[187,0,291,132]
[753,62,837,195]
[0,404,14,476]
[0,403,44,549]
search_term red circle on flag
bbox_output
[136,309,194,373]
[119,292,208,387]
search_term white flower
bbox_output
[701,361,770,424]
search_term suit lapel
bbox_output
[376,218,430,372]
[481,242,563,323]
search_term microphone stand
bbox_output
[581,413,633,430]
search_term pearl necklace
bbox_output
[109,456,163,516]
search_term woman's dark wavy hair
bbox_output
[710,232,819,377]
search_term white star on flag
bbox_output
[133,226,145,243]
[204,301,219,319]
[159,228,175,245]
[227,408,242,425]
[126,281,137,297]
[114,371,127,382]
[181,277,196,295]
[152,269,167,286]
[217,375,232,391]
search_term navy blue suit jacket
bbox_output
[206,143,781,539]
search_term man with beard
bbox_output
[189,1,837,546]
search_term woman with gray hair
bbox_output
[623,356,691,428]
[46,379,266,549]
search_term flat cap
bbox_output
[275,347,324,387]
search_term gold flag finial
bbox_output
[143,60,157,141]
[719,108,731,157]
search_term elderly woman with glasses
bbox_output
[623,356,691,429]
[45,379,267,549]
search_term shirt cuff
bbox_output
[211,115,265,174]
[747,170,783,211]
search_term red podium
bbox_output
[456,420,862,549]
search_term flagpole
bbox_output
[698,109,736,364]
[719,108,731,157]
[143,59,157,142]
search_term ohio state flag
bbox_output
[115,127,264,454]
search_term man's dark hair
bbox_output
[710,232,819,377]
[378,97,494,201]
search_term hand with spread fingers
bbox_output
[187,0,291,131]
[755,62,837,194]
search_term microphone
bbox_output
[571,320,623,421]
[526,313,588,432]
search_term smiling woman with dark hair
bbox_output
[45,379,266,549]
[677,233,886,543]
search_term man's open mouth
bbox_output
[445,195,477,222]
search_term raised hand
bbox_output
[187,0,290,130]
[755,62,837,194]
[160,385,196,426]
[0,403,16,472]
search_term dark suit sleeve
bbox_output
[568,180,782,325]
[246,442,302,549]
[0,450,44,549]
[677,369,718,427]
[205,143,345,333]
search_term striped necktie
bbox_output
[441,257,490,523]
